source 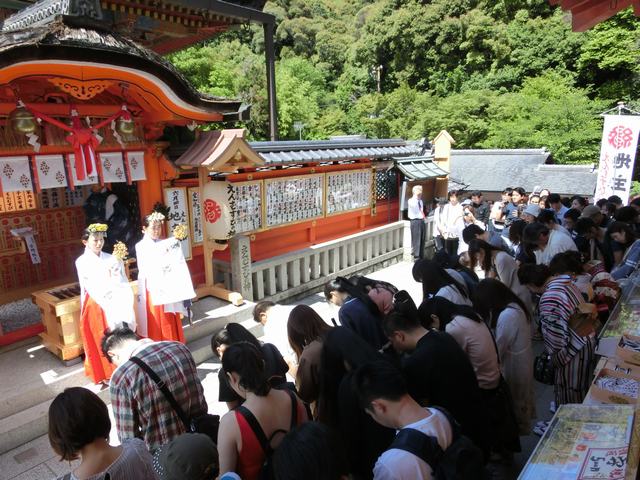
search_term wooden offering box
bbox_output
[32,282,83,362]
[33,281,139,362]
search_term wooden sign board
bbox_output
[163,187,192,260]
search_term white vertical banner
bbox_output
[594,115,640,203]
[163,187,192,260]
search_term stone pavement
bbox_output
[0,261,553,480]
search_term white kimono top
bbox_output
[135,234,195,337]
[75,248,135,330]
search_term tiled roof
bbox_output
[394,156,448,180]
[450,149,597,196]
[249,138,421,164]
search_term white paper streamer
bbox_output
[10,227,40,264]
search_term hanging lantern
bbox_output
[9,107,37,134]
[116,116,135,135]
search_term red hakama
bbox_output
[145,289,185,343]
[80,294,115,383]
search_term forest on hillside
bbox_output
[169,0,640,164]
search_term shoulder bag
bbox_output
[130,356,219,443]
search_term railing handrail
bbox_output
[249,220,408,272]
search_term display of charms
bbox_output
[230,182,262,233]
[266,175,323,227]
[595,375,639,399]
[620,336,640,352]
[326,169,372,215]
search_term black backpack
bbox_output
[390,407,487,480]
[236,389,298,480]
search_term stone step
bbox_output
[0,299,259,455]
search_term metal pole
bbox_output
[264,21,278,141]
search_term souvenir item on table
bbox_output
[617,335,640,367]
[595,375,639,400]
[597,304,640,357]
[520,404,634,480]
[590,369,640,405]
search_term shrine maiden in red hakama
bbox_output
[75,224,135,384]
[135,212,195,343]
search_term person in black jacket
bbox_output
[324,277,387,350]
[383,291,489,458]
[317,327,395,479]
[471,191,490,226]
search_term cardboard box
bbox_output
[617,334,640,367]
[604,356,640,379]
[590,368,640,405]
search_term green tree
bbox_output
[481,73,607,164]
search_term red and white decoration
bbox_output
[0,156,32,192]
[595,115,640,203]
[126,151,146,181]
[100,152,127,183]
[69,153,98,186]
[35,154,68,189]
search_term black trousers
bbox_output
[444,238,459,257]
[410,219,425,259]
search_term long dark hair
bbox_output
[211,323,261,359]
[222,341,270,396]
[317,327,378,427]
[287,305,332,359]
[324,276,382,316]
[473,278,531,327]
[417,296,482,330]
[608,221,637,248]
[467,239,505,272]
[412,259,468,301]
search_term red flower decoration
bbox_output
[203,199,222,224]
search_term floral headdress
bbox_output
[147,211,166,223]
[86,223,108,234]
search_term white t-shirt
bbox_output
[373,408,453,480]
[263,304,296,363]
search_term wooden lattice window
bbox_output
[375,170,398,201]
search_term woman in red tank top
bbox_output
[217,342,308,480]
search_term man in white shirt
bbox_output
[407,185,426,260]
[353,360,453,480]
[252,300,296,370]
[523,222,577,265]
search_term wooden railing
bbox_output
[214,218,435,303]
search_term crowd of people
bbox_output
[47,187,640,480]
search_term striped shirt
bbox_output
[110,340,207,452]
[538,275,595,404]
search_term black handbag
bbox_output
[484,321,521,453]
[533,351,555,385]
[130,356,220,443]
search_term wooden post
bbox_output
[197,166,244,306]
[433,130,455,198]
